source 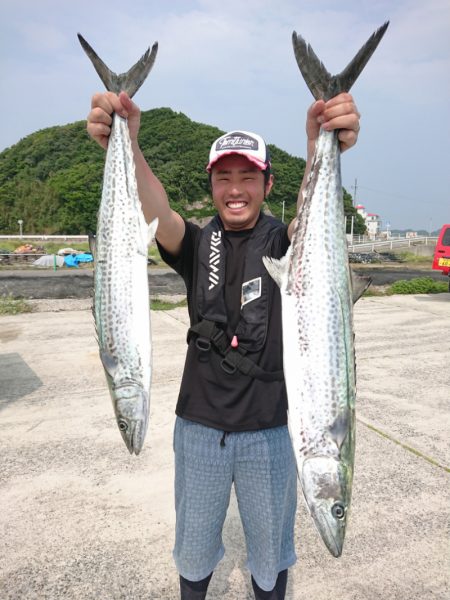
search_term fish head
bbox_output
[112,384,149,455]
[301,455,351,557]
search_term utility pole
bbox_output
[352,178,358,205]
[281,201,285,223]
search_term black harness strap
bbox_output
[188,320,284,382]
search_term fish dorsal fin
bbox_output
[147,217,159,246]
[292,22,389,101]
[328,410,350,450]
[88,233,97,261]
[262,251,290,289]
[350,270,372,303]
[77,34,158,98]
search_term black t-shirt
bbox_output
[157,216,291,432]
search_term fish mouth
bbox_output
[114,386,149,455]
[118,417,146,455]
[312,506,345,558]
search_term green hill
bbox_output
[0,107,364,234]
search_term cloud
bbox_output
[1,0,449,229]
[18,22,68,53]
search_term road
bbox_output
[0,265,447,299]
[0,294,449,599]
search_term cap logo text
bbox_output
[216,132,258,152]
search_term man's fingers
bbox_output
[91,91,128,117]
[87,122,111,138]
[322,101,360,124]
[86,119,111,149]
[308,99,326,119]
[324,92,354,109]
[322,113,360,133]
[118,91,133,112]
[88,106,113,126]
[337,128,359,153]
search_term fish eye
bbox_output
[331,502,346,520]
[118,419,128,431]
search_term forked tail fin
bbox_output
[292,22,389,101]
[77,34,158,98]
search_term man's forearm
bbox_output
[287,139,316,240]
[297,139,316,211]
[131,141,185,256]
[132,141,171,225]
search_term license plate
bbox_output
[438,257,450,266]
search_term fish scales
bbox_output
[285,129,355,458]
[78,34,158,454]
[280,128,356,557]
[95,115,151,388]
[264,22,388,556]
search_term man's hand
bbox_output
[306,93,360,152]
[87,91,141,149]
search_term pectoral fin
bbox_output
[262,249,290,289]
[350,270,372,303]
[329,410,351,450]
[100,350,119,379]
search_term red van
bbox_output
[432,224,450,288]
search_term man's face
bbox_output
[210,154,273,231]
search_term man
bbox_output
[87,91,360,599]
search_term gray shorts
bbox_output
[173,417,297,592]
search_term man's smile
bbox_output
[226,201,248,210]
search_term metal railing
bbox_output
[0,235,89,242]
[348,236,438,253]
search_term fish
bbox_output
[263,22,389,556]
[78,34,158,455]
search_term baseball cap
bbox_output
[206,130,271,172]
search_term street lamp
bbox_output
[17,219,23,238]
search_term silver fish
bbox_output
[78,34,158,454]
[263,22,388,556]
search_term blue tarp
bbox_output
[64,253,94,268]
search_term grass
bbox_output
[0,294,32,315]
[386,277,448,295]
[0,240,90,254]
[150,297,187,311]
[394,251,433,266]
[363,277,448,297]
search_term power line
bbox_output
[347,183,443,207]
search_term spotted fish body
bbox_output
[264,22,388,556]
[78,34,158,454]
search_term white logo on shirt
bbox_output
[209,231,222,290]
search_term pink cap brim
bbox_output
[206,151,268,172]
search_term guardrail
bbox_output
[348,237,438,253]
[0,235,89,242]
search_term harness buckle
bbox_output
[195,337,211,352]
[221,357,237,375]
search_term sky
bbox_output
[1,0,449,231]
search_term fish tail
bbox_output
[77,34,158,98]
[292,22,389,101]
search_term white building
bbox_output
[355,204,382,239]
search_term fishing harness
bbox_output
[187,214,285,383]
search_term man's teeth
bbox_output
[227,201,247,209]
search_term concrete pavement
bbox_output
[0,294,449,599]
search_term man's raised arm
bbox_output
[87,90,185,256]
